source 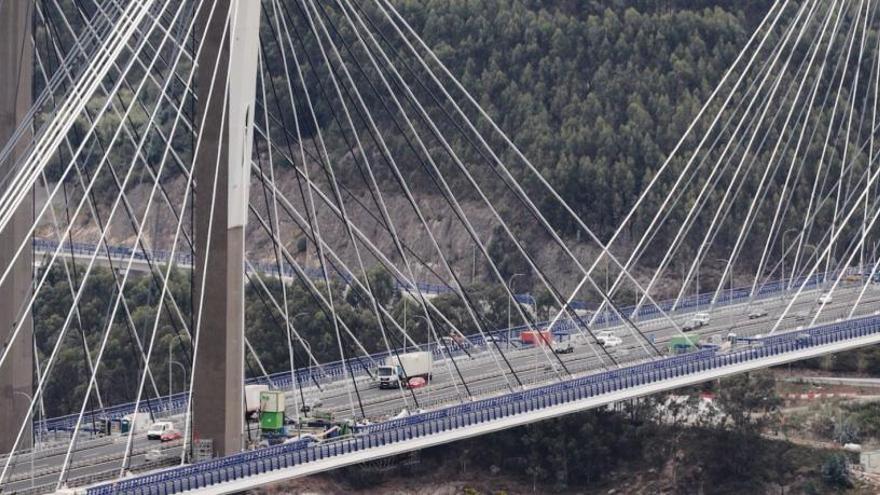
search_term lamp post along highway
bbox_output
[782,228,799,292]
[507,273,524,349]
[12,392,34,488]
[716,258,733,303]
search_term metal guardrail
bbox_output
[85,313,880,495]
[32,238,455,296]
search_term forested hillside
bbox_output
[389,0,765,236]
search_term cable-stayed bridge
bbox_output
[2,0,880,493]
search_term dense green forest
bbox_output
[392,0,764,236]
[256,0,772,239]
[249,0,875,277]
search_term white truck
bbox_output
[146,421,174,440]
[377,352,433,389]
[595,331,616,345]
[683,312,710,332]
[552,340,574,354]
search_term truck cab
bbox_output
[146,421,174,440]
[377,365,403,389]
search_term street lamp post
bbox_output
[507,273,524,349]
[290,312,310,384]
[13,391,35,488]
[169,361,187,398]
[716,258,733,304]
[168,339,177,410]
[403,297,407,350]
[804,244,819,287]
[782,228,799,291]
[411,314,430,350]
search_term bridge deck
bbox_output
[78,309,880,495]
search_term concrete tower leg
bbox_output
[0,0,33,455]
[192,0,261,458]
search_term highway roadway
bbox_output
[308,283,880,421]
[0,436,171,494]
[2,282,878,494]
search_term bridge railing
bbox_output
[33,238,453,296]
[85,312,880,495]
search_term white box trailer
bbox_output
[377,351,433,389]
[245,384,269,415]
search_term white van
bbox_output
[146,421,174,440]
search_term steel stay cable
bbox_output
[810,194,880,328]
[655,0,817,311]
[39,0,191,388]
[263,0,427,408]
[374,0,791,336]
[37,0,170,417]
[0,0,176,410]
[262,0,502,392]
[55,0,205,485]
[254,51,305,415]
[748,0,850,300]
[794,0,867,282]
[827,0,873,280]
[0,0,154,234]
[633,0,828,316]
[262,0,460,396]
[290,0,479,397]
[247,162,478,345]
[0,0,182,485]
[770,124,880,334]
[706,0,833,309]
[325,0,627,368]
[371,0,792,351]
[301,0,475,400]
[247,158,487,362]
[833,0,875,270]
[46,0,280,393]
[0,4,178,372]
[596,0,818,317]
[759,1,880,291]
[0,0,119,176]
[242,265,325,380]
[265,0,363,419]
[755,24,873,296]
[306,0,585,376]
[344,0,669,359]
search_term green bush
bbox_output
[820,453,851,489]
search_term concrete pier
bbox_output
[0,0,33,455]
[192,0,260,458]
